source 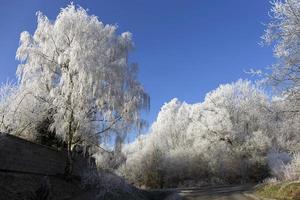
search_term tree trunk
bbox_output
[64,64,75,178]
[64,110,74,178]
[64,141,73,177]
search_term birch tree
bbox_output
[13,4,149,175]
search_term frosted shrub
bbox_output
[94,151,126,171]
[263,177,278,184]
[267,151,291,180]
[0,83,17,133]
[266,152,300,182]
[82,169,132,198]
[283,153,300,181]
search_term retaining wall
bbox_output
[0,133,88,177]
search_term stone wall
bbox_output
[0,133,89,177]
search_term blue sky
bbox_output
[0,0,274,132]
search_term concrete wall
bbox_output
[0,133,88,177]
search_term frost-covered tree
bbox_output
[262,0,300,91]
[197,80,272,182]
[3,4,149,175]
[201,79,271,144]
[119,80,273,187]
[261,0,300,152]
[250,0,300,183]
[262,0,300,123]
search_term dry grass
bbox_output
[255,181,300,200]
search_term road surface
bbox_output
[172,185,255,200]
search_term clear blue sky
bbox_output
[0,0,274,130]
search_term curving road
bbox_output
[173,185,255,200]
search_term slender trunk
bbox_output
[64,68,74,177]
[65,142,73,176]
[64,112,74,177]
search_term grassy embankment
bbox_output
[255,182,300,200]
